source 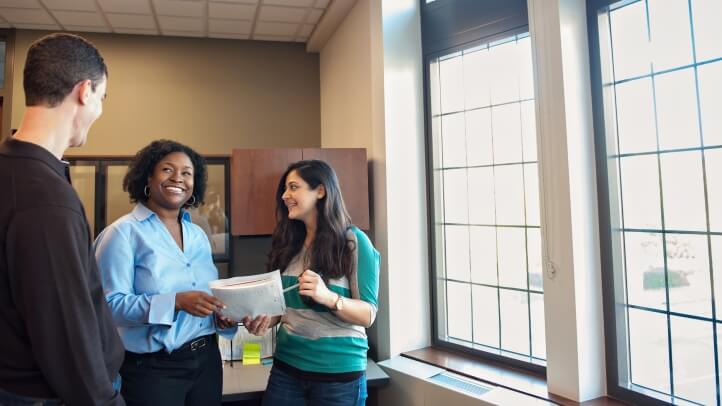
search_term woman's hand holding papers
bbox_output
[175,291,226,317]
[242,315,280,336]
[215,313,237,329]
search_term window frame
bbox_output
[587,0,718,404]
[421,0,545,371]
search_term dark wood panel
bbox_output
[301,148,370,230]
[231,149,301,235]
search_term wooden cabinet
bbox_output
[231,148,369,236]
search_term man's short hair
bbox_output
[23,33,107,108]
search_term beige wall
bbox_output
[320,0,373,150]
[320,0,430,363]
[10,30,321,155]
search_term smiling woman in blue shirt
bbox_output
[94,139,237,406]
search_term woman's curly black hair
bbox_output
[123,139,207,208]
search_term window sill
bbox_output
[401,347,629,406]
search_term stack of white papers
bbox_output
[209,270,286,320]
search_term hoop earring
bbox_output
[186,195,196,206]
[143,185,150,197]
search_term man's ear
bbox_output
[76,79,93,105]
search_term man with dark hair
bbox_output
[0,33,125,405]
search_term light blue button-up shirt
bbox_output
[94,203,235,354]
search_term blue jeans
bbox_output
[262,365,367,406]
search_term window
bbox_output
[590,0,722,404]
[427,33,545,367]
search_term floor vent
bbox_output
[429,372,492,397]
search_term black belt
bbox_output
[126,334,216,359]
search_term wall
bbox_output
[10,30,321,154]
[320,0,430,362]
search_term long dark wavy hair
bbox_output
[268,160,355,282]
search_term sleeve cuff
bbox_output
[217,325,238,339]
[148,292,176,326]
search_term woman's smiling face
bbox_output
[146,151,194,210]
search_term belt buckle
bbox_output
[190,337,207,351]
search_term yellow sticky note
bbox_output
[242,342,261,365]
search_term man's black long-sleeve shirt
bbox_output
[0,138,125,405]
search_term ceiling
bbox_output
[0,0,335,44]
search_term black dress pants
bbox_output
[119,335,222,406]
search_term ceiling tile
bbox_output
[313,0,329,8]
[64,25,111,32]
[98,0,152,14]
[259,5,305,23]
[210,0,257,3]
[163,30,204,37]
[153,0,203,17]
[263,0,313,6]
[0,0,41,9]
[298,23,313,37]
[305,8,322,23]
[253,34,293,42]
[0,8,54,24]
[209,18,250,34]
[106,13,155,29]
[42,0,96,11]
[158,15,202,31]
[53,10,106,27]
[113,27,158,35]
[13,23,61,29]
[209,33,249,40]
[254,21,296,36]
[209,3,255,20]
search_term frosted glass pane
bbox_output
[494,165,525,226]
[497,227,527,289]
[464,48,492,109]
[527,228,543,291]
[705,149,722,231]
[666,234,711,318]
[499,289,529,355]
[620,155,661,229]
[443,169,469,224]
[472,285,499,348]
[520,100,537,161]
[625,232,666,311]
[530,293,546,359]
[489,41,519,105]
[628,308,671,393]
[660,151,706,231]
[670,317,716,406]
[698,61,722,147]
[491,103,523,165]
[188,164,228,258]
[610,1,651,80]
[655,69,700,150]
[518,37,534,100]
[615,78,657,154]
[466,108,493,166]
[692,0,722,62]
[524,163,540,227]
[440,55,464,114]
[441,113,467,168]
[648,0,693,72]
[444,225,471,282]
[470,226,497,285]
[106,164,134,226]
[447,281,472,341]
[467,167,495,225]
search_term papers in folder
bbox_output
[209,270,286,320]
